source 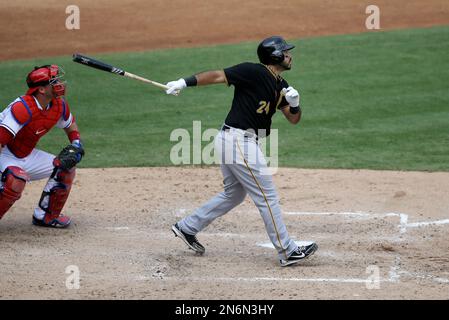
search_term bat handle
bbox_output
[124,72,169,90]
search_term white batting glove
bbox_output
[282,86,300,108]
[165,78,186,95]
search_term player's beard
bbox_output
[280,59,292,70]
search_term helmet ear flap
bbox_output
[270,49,285,63]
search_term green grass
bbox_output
[0,26,448,171]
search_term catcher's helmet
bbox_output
[26,65,66,96]
[257,36,295,65]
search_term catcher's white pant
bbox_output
[0,146,57,219]
[178,126,298,260]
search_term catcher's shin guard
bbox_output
[0,166,29,220]
[38,167,75,226]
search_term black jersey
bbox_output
[223,62,290,136]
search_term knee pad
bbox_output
[0,166,29,219]
[39,168,76,217]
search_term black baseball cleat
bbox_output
[171,223,205,254]
[280,242,318,267]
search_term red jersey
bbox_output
[0,95,73,158]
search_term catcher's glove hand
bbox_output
[53,143,85,171]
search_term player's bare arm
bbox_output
[194,70,227,85]
[280,105,301,124]
[165,70,226,94]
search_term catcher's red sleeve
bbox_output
[0,127,14,146]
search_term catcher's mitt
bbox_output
[53,144,85,171]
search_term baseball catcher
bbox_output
[166,36,318,266]
[0,65,84,228]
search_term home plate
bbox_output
[257,240,315,249]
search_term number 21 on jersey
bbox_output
[257,101,270,114]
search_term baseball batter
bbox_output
[0,65,84,228]
[166,36,317,266]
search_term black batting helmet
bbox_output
[257,36,295,65]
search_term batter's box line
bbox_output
[285,211,449,234]
[150,273,399,285]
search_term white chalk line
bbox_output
[140,276,395,284]
[398,213,409,234]
[406,219,449,228]
[104,227,130,231]
[398,270,449,284]
[285,211,449,233]
[285,211,374,217]
[257,241,314,249]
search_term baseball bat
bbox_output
[72,53,169,90]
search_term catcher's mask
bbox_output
[257,36,295,65]
[26,65,66,97]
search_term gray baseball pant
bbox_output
[178,127,297,260]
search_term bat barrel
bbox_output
[72,53,168,91]
[72,53,125,75]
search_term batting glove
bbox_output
[282,86,300,108]
[165,78,186,95]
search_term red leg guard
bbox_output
[39,168,76,225]
[0,166,29,220]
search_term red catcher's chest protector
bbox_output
[7,95,69,158]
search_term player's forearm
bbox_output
[64,122,81,143]
[288,110,301,124]
[165,70,226,94]
[191,70,226,86]
[282,107,302,124]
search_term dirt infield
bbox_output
[1,0,449,61]
[1,0,449,300]
[1,167,448,299]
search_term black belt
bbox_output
[221,125,258,141]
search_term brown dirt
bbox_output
[1,0,448,300]
[1,167,448,299]
[1,0,448,61]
